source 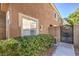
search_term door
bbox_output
[0,11,6,39]
[21,17,38,36]
[60,25,73,44]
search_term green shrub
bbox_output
[0,34,55,56]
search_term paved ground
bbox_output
[52,42,75,56]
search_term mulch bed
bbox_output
[40,46,56,56]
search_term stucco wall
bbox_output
[56,27,60,42]
[74,25,79,47]
[8,3,60,41]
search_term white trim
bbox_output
[6,10,10,39]
[19,13,39,36]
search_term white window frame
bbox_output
[19,13,39,36]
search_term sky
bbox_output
[54,3,79,18]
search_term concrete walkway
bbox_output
[53,42,75,56]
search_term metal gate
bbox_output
[60,25,73,44]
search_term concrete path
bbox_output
[53,42,75,56]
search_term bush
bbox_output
[0,34,55,56]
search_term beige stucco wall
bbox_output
[48,25,60,42]
[74,24,79,47]
[56,27,60,42]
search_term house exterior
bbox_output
[0,3,62,42]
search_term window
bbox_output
[22,18,38,36]
[52,12,56,18]
[19,13,39,36]
[30,20,37,35]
